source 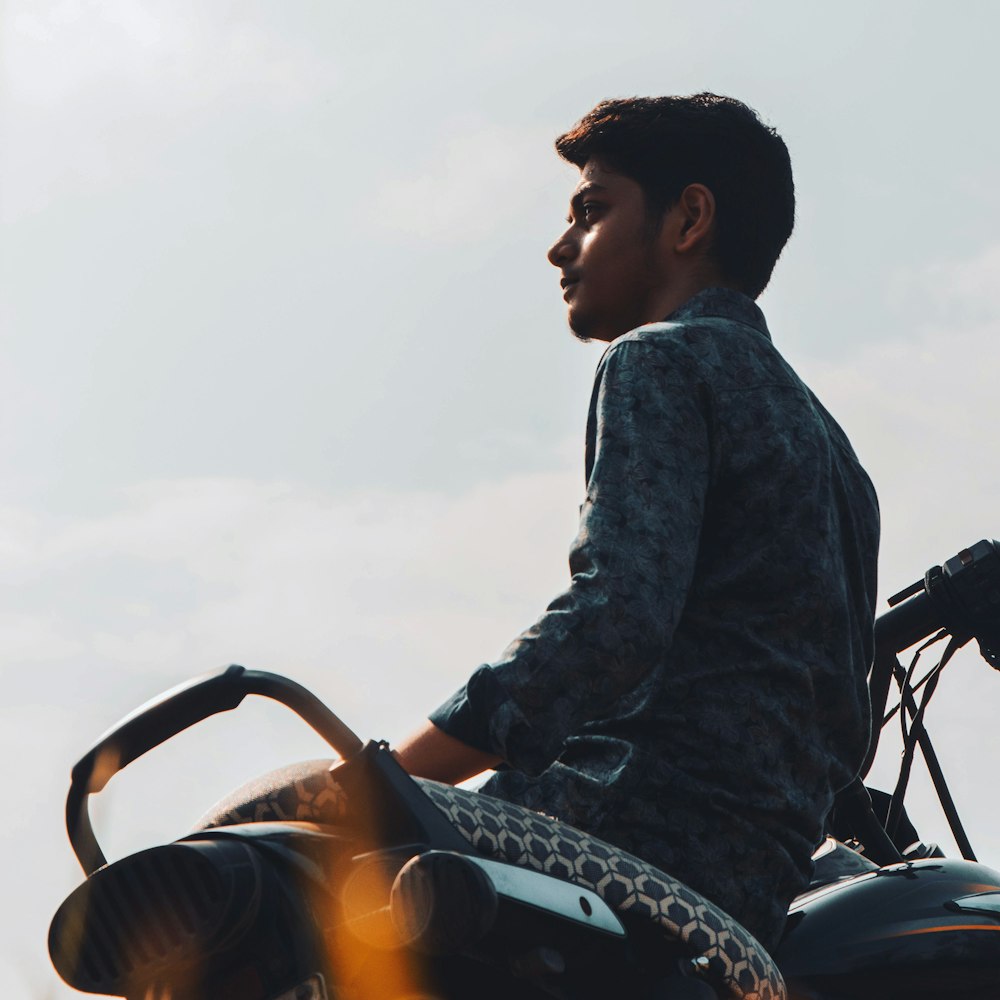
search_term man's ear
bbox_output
[673,183,716,255]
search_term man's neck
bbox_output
[645,274,742,327]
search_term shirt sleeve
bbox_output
[430,337,711,774]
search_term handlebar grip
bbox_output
[873,590,942,654]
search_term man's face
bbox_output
[547,160,670,343]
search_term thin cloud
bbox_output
[2,0,339,221]
[0,470,581,701]
[810,242,1000,575]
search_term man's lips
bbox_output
[560,275,580,300]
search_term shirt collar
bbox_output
[665,287,771,341]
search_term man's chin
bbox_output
[568,318,619,344]
[567,305,625,343]
[567,308,595,344]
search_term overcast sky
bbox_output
[4,1,1000,995]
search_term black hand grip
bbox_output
[67,665,363,875]
[873,590,940,654]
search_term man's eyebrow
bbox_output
[570,182,608,205]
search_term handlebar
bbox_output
[843,538,1000,862]
[67,665,363,875]
[874,538,1000,662]
[860,537,1000,786]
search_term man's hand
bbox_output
[394,720,501,785]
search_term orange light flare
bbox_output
[90,744,123,799]
[325,844,433,1000]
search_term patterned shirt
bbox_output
[430,287,879,950]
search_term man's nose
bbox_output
[547,228,577,267]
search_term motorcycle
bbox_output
[48,538,1000,1000]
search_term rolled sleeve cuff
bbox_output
[429,664,559,776]
[428,664,509,756]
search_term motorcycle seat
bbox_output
[198,759,786,1000]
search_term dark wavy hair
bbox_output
[555,94,795,299]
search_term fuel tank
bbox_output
[775,857,1000,999]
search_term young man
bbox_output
[395,94,880,952]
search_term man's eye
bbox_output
[567,202,604,225]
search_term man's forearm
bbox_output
[394,719,501,785]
